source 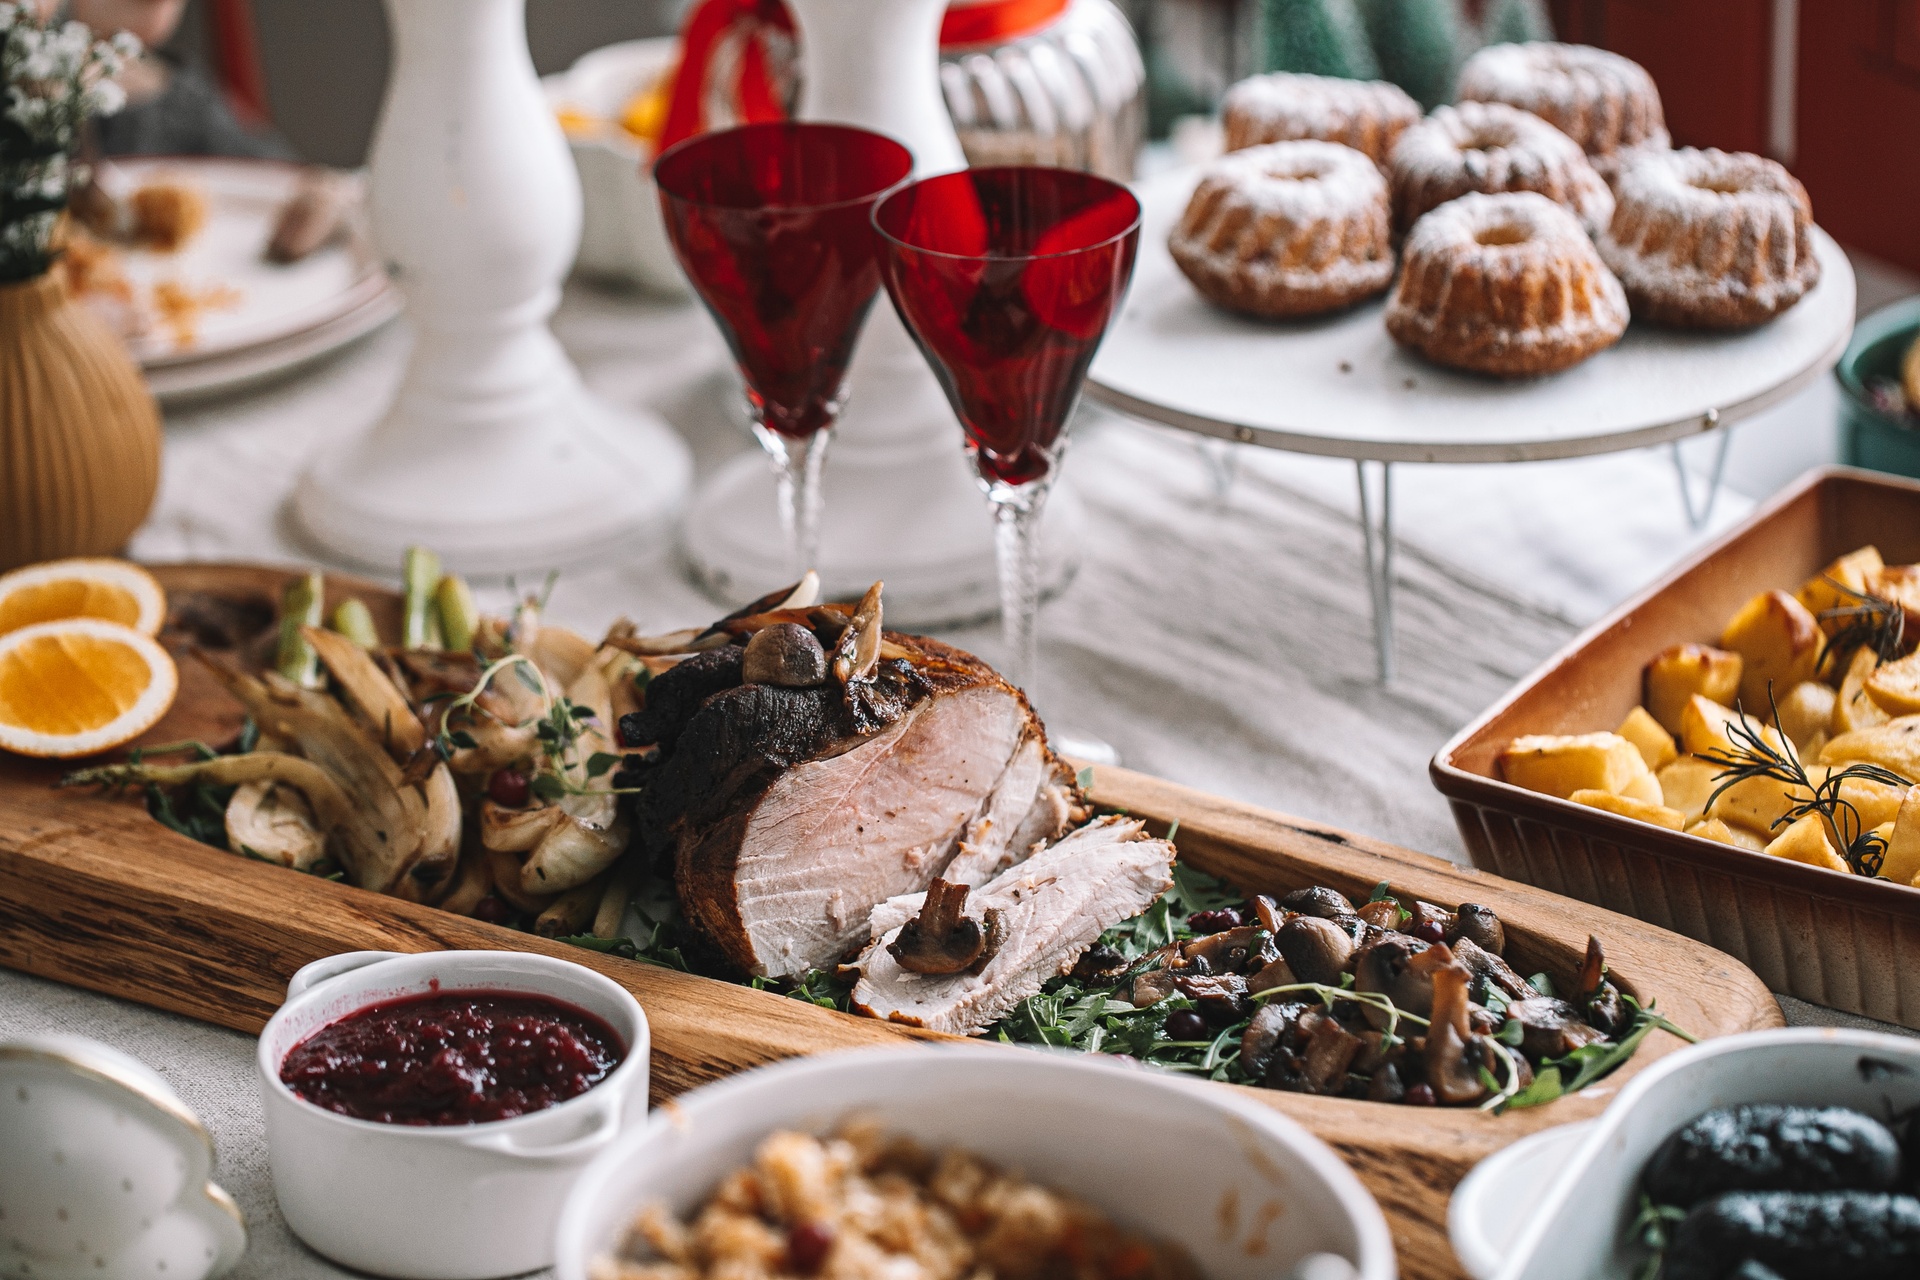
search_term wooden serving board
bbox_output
[0,565,1784,1280]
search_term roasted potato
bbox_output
[1621,770,1665,804]
[1835,645,1892,734]
[1616,706,1677,771]
[1879,788,1920,885]
[1822,716,1920,783]
[1868,563,1920,641]
[1867,650,1920,716]
[1763,812,1848,872]
[1680,694,1789,760]
[1571,789,1686,830]
[1838,775,1909,830]
[1796,545,1884,629]
[1644,643,1743,735]
[1686,817,1766,850]
[1708,766,1823,837]
[1499,732,1653,800]
[1775,680,1837,753]
[1720,590,1822,713]
[1658,756,1721,821]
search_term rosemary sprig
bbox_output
[1698,686,1911,876]
[1816,575,1905,668]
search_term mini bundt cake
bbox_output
[1169,140,1396,319]
[1388,101,1613,236]
[1598,147,1821,329]
[1385,191,1628,377]
[1457,42,1669,180]
[1221,72,1422,166]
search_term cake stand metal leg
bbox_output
[1671,414,1730,531]
[1356,458,1396,683]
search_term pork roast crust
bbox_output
[624,630,1068,977]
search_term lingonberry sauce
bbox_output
[280,990,623,1126]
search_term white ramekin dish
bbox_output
[1481,1028,1920,1280]
[554,1044,1397,1280]
[257,949,650,1280]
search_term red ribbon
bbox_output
[659,0,795,152]
[940,0,1071,46]
[659,0,1072,151]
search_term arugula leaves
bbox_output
[135,731,240,851]
[989,865,1690,1110]
[753,968,856,1010]
[1629,1195,1688,1280]
[1505,996,1696,1110]
[146,776,234,849]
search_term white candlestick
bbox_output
[294,0,690,576]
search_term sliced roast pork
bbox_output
[850,816,1177,1035]
[622,621,1078,979]
[943,731,1076,887]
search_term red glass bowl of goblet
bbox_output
[872,167,1140,715]
[655,123,914,576]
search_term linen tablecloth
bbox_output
[5,285,1908,1279]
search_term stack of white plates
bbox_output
[95,156,399,405]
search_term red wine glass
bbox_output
[655,123,913,577]
[874,167,1140,710]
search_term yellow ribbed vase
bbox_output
[0,271,162,571]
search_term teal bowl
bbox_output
[1837,296,1920,478]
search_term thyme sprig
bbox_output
[431,653,637,799]
[1698,687,1910,876]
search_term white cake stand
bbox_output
[1087,166,1858,680]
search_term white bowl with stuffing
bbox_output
[553,1044,1396,1280]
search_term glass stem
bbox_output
[987,480,1052,695]
[755,425,830,577]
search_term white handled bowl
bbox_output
[541,38,688,295]
[257,949,650,1280]
[1489,1028,1920,1280]
[0,1035,246,1280]
[554,1044,1397,1280]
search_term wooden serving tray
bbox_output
[0,564,1784,1280]
[1434,467,1920,1028]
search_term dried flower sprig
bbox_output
[1,3,140,281]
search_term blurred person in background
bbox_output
[66,0,292,157]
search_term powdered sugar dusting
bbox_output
[1599,147,1819,324]
[1458,41,1668,161]
[1388,191,1628,374]
[1169,140,1396,317]
[1222,72,1421,162]
[1389,100,1613,235]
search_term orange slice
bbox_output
[0,558,166,638]
[0,619,178,758]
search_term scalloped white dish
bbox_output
[0,1034,246,1280]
